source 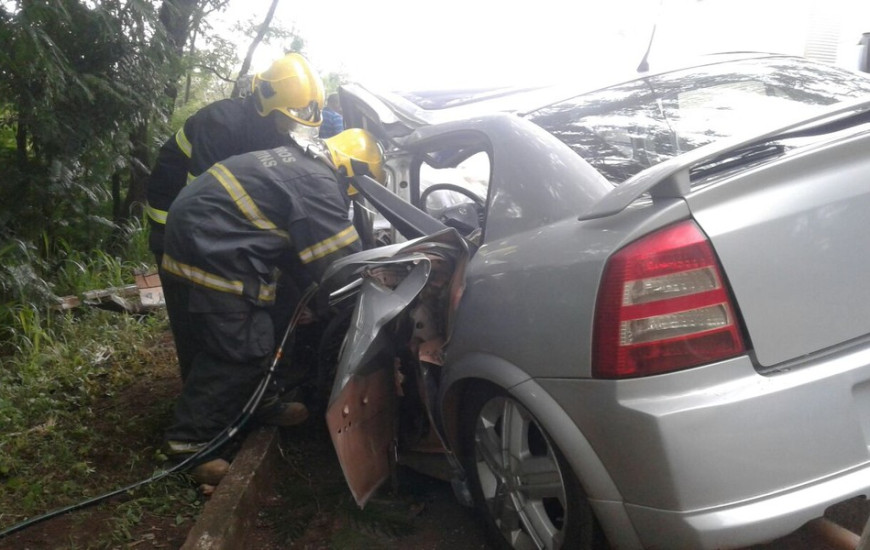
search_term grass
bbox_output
[0,220,206,547]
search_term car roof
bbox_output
[350,52,796,126]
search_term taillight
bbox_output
[593,220,745,379]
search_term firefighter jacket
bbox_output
[146,96,292,256]
[161,145,360,310]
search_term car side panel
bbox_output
[446,200,689,379]
[440,131,870,548]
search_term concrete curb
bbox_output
[180,427,279,550]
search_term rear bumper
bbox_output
[533,341,870,549]
[623,461,870,549]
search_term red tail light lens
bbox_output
[593,221,745,379]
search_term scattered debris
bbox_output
[135,270,165,308]
[56,269,165,314]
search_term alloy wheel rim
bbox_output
[474,396,568,550]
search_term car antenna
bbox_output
[637,0,664,73]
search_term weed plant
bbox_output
[0,220,202,544]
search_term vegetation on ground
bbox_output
[0,222,203,547]
[0,0,351,546]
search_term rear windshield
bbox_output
[526,58,870,184]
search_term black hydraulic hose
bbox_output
[0,283,319,540]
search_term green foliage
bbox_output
[169,98,204,130]
[235,15,305,56]
[0,211,197,545]
[0,219,153,383]
[0,0,171,250]
[119,215,155,266]
[0,0,303,544]
[100,478,202,544]
[0,308,163,502]
[178,26,239,109]
[0,0,311,253]
[0,221,152,330]
[323,70,350,96]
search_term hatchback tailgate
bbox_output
[687,130,870,367]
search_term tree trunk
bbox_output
[183,24,198,105]
[158,0,199,102]
[111,172,121,222]
[158,0,199,56]
[231,0,280,98]
[117,0,201,228]
[118,121,151,224]
[15,120,27,168]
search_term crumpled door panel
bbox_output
[324,229,469,507]
[326,260,430,506]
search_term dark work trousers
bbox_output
[160,255,296,384]
[164,286,284,446]
[159,260,198,382]
[269,273,305,393]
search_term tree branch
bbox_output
[194,64,235,82]
[231,0,279,98]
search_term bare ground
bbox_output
[2,326,869,549]
[0,328,492,550]
[247,426,491,550]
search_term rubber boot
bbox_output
[190,458,230,485]
[256,401,309,427]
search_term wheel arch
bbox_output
[437,351,644,549]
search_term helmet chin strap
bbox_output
[277,119,341,176]
[297,135,335,170]
[283,124,329,164]
[288,124,319,144]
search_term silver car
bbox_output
[319,54,870,549]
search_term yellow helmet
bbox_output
[251,53,325,127]
[324,128,386,184]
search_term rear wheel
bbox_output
[461,388,605,550]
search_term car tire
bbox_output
[461,386,606,550]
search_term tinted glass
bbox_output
[526,58,870,184]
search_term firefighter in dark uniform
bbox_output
[146,52,325,382]
[161,128,385,485]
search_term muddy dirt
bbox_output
[0,326,492,550]
[0,332,192,550]
[3,327,868,549]
[247,426,492,550]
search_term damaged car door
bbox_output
[323,229,470,506]
[319,111,611,510]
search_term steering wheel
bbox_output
[419,183,485,211]
[419,183,486,236]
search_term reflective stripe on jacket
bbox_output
[145,97,292,255]
[162,145,360,306]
